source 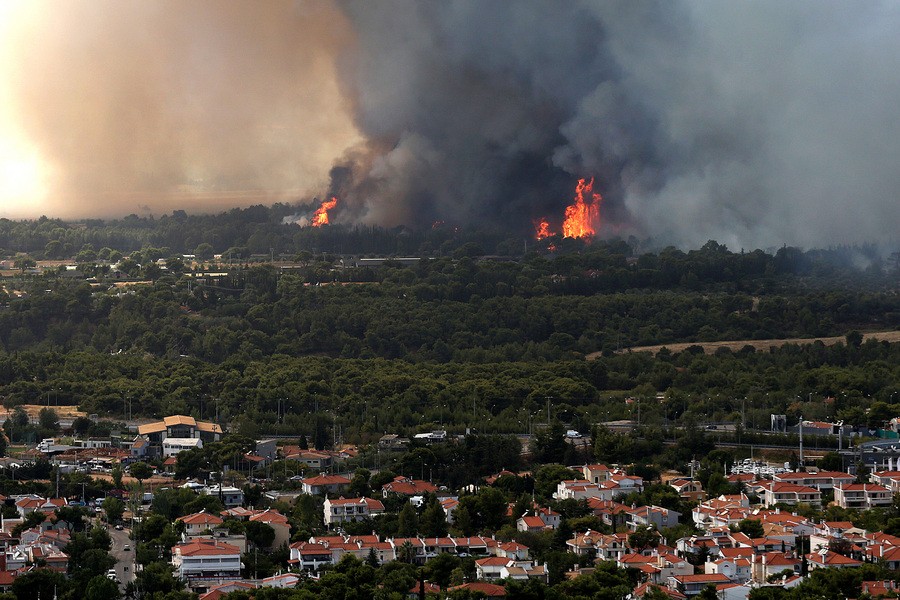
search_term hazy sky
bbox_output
[1,0,899,249]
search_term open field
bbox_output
[586,329,900,359]
[3,404,88,421]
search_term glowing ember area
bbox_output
[311,196,338,227]
[561,177,601,239]
[534,218,552,240]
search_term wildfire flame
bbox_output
[534,218,552,240]
[532,178,603,244]
[561,177,601,239]
[311,196,338,227]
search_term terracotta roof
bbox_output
[249,509,289,524]
[137,422,167,435]
[382,477,438,495]
[302,474,351,486]
[449,582,507,597]
[673,573,732,584]
[328,497,385,510]
[196,421,223,434]
[806,551,862,566]
[164,415,197,427]
[290,542,331,555]
[519,515,545,528]
[175,540,240,556]
[179,510,224,526]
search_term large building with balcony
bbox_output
[834,483,892,509]
[761,482,822,508]
[137,415,223,457]
[324,497,385,526]
[171,540,242,591]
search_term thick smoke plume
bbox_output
[2,0,900,249]
[0,0,360,217]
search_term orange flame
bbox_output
[561,178,601,239]
[311,196,338,227]
[534,218,552,240]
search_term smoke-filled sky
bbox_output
[1,0,899,249]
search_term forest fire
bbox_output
[561,177,600,239]
[534,218,552,240]
[311,196,338,227]
[532,178,602,243]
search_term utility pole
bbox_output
[799,415,804,470]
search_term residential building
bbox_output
[760,482,822,508]
[162,437,203,458]
[202,485,244,508]
[289,542,333,571]
[517,514,547,533]
[805,549,862,570]
[772,471,855,492]
[627,505,682,531]
[667,573,732,596]
[301,475,351,496]
[178,511,225,536]
[381,476,438,497]
[172,540,242,589]
[248,509,291,549]
[137,415,223,457]
[834,483,892,509]
[669,479,705,502]
[323,497,385,526]
[554,479,620,501]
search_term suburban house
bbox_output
[178,511,225,536]
[772,471,855,492]
[517,514,547,533]
[248,509,292,548]
[323,497,386,526]
[202,485,244,508]
[833,483,892,509]
[667,573,732,596]
[805,549,862,570]
[289,542,334,571]
[627,505,682,531]
[171,540,243,590]
[381,476,438,497]
[669,479,705,502]
[301,474,351,496]
[760,482,822,508]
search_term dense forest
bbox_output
[0,210,897,437]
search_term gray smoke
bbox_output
[3,1,900,249]
[332,0,900,248]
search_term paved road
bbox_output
[109,525,135,588]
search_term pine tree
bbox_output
[398,502,419,537]
[420,497,448,537]
[366,546,379,567]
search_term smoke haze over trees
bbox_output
[1,1,900,249]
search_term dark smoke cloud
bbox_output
[3,1,900,249]
[333,0,900,248]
